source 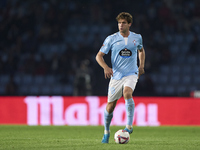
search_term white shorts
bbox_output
[107,75,138,102]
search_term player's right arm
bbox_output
[96,51,113,79]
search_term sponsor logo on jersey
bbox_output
[119,48,132,58]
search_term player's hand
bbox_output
[104,67,113,79]
[138,67,145,79]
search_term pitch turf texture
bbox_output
[0,126,200,150]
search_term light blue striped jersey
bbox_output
[100,31,143,80]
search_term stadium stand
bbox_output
[0,0,200,96]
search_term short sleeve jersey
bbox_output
[100,31,143,80]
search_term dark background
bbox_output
[0,0,200,96]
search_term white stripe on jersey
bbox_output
[124,37,128,45]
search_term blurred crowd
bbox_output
[0,0,200,96]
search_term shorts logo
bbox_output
[109,87,115,95]
[119,48,132,58]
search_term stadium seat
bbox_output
[13,74,22,84]
[193,65,200,75]
[29,85,40,95]
[91,25,100,34]
[184,33,194,44]
[193,77,200,85]
[164,85,175,95]
[18,85,30,95]
[52,85,63,95]
[160,65,170,74]
[33,75,45,85]
[0,75,9,85]
[174,34,184,44]
[182,65,191,75]
[67,25,78,34]
[187,55,196,64]
[80,25,89,33]
[179,44,189,54]
[176,55,185,64]
[169,44,179,54]
[181,75,191,85]
[177,85,187,94]
[40,85,52,95]
[187,85,198,93]
[150,73,158,84]
[0,85,5,94]
[45,75,56,85]
[155,85,164,95]
[63,84,73,95]
[158,74,168,84]
[169,74,180,85]
[22,75,33,85]
[38,44,49,54]
[171,65,181,75]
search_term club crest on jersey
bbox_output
[133,40,136,45]
[119,48,132,58]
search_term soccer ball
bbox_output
[114,129,130,144]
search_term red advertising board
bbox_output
[0,96,200,126]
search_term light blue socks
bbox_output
[104,98,134,133]
[125,98,135,126]
[104,109,113,133]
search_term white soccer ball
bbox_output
[114,129,130,144]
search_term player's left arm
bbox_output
[138,47,145,79]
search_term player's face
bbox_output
[118,19,131,33]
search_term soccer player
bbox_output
[95,12,145,143]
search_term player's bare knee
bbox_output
[123,87,133,99]
[106,105,113,113]
[123,91,132,99]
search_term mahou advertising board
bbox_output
[0,96,200,126]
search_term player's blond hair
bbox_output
[116,12,133,24]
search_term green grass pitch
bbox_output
[0,125,200,150]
